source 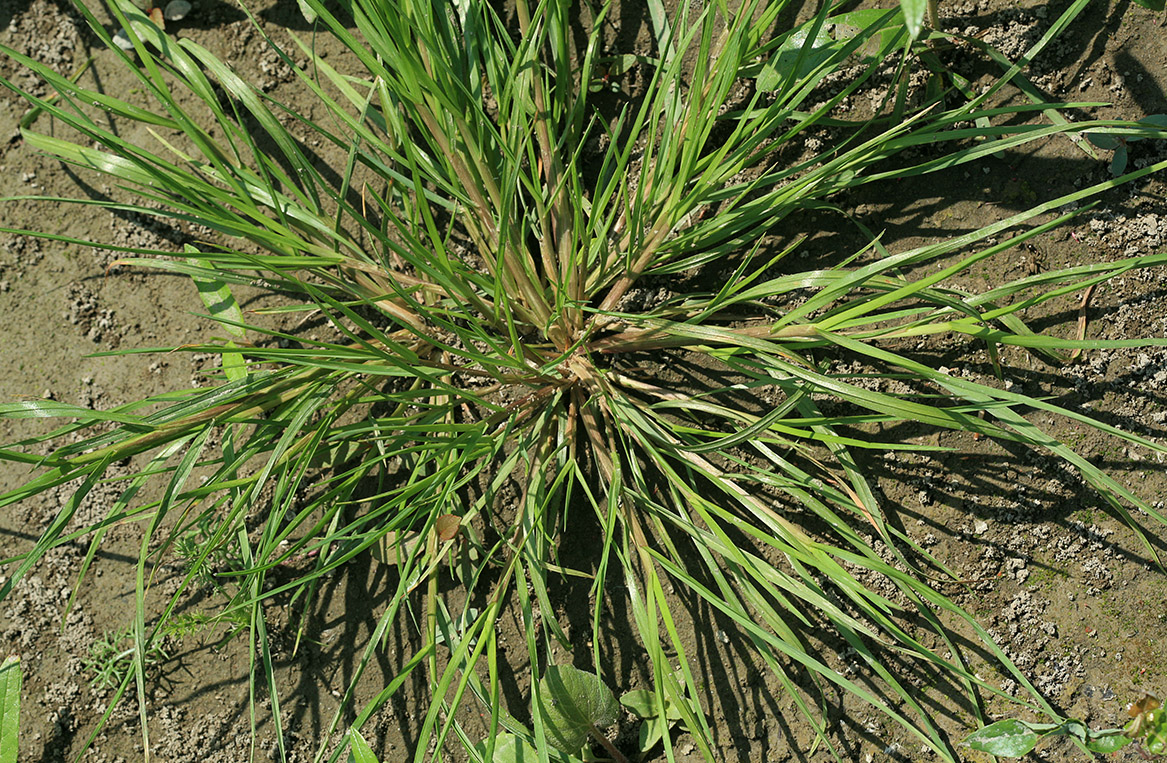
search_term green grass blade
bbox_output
[0,656,20,763]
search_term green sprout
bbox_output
[962,693,1167,758]
[1088,115,1167,175]
[82,627,170,690]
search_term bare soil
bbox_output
[2,0,1167,761]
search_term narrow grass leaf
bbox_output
[345,729,378,763]
[0,656,19,763]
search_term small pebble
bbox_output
[113,29,135,50]
[164,0,191,21]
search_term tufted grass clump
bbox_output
[3,0,1167,760]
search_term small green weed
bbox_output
[1088,115,1167,175]
[172,512,245,587]
[619,683,698,759]
[369,664,698,763]
[346,665,671,763]
[82,628,169,690]
[963,693,1167,758]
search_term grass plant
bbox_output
[3,0,1167,760]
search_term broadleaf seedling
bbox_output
[962,693,1167,758]
[619,685,696,756]
[1127,694,1167,756]
[537,665,621,757]
[1087,115,1167,175]
[481,666,699,762]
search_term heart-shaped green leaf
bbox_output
[536,665,619,754]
